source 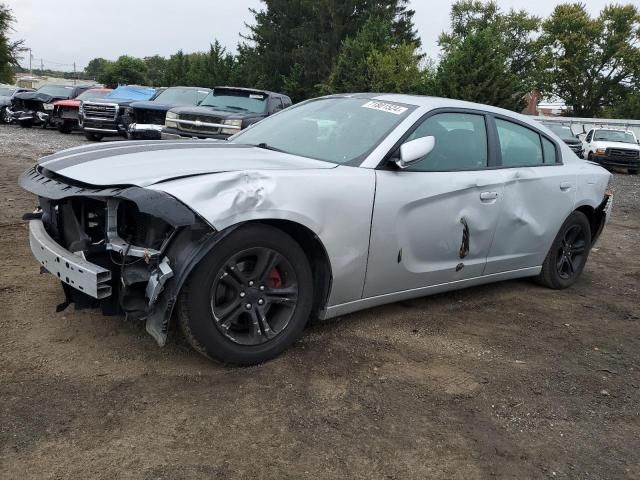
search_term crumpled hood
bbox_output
[592,140,640,151]
[14,91,70,103]
[37,140,336,187]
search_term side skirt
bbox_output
[320,266,542,320]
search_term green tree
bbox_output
[437,29,525,110]
[322,15,426,94]
[143,55,168,86]
[240,0,420,101]
[539,3,640,117]
[98,55,147,87]
[0,4,24,83]
[84,58,111,80]
[436,0,541,110]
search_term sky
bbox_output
[6,0,618,72]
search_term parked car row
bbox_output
[537,120,640,174]
[1,82,293,143]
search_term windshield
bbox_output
[200,90,268,114]
[37,85,75,97]
[0,87,16,96]
[594,130,636,144]
[547,124,576,140]
[153,87,209,105]
[232,97,415,164]
[76,90,110,101]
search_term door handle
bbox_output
[560,182,572,191]
[480,191,499,201]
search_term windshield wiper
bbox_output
[255,143,287,153]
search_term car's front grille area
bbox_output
[176,114,222,134]
[136,108,166,125]
[606,148,640,162]
[83,102,118,121]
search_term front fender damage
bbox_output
[144,224,239,346]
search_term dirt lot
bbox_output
[0,125,638,480]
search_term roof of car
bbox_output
[213,86,287,97]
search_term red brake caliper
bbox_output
[268,268,282,289]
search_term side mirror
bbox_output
[396,136,435,169]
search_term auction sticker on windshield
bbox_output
[362,100,408,115]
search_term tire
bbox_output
[0,107,8,124]
[19,120,32,128]
[58,123,72,134]
[537,211,592,289]
[587,152,593,161]
[178,224,314,365]
[629,169,638,175]
[84,131,103,141]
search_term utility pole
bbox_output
[73,62,77,85]
[40,58,44,74]
[28,48,32,74]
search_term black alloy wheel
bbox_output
[210,247,299,346]
[537,211,592,289]
[178,223,314,365]
[555,224,587,280]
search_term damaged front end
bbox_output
[19,165,219,346]
[11,98,52,126]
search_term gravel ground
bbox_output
[1,124,639,480]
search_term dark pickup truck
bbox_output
[11,84,91,128]
[124,86,212,140]
[80,85,158,141]
[162,87,292,140]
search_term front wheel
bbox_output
[537,211,592,289]
[629,169,638,175]
[0,107,9,124]
[19,119,33,128]
[178,224,314,365]
[84,131,103,141]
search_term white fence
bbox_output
[533,116,640,139]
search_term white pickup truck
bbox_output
[581,128,640,174]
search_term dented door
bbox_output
[363,169,505,298]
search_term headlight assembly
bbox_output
[221,119,242,135]
[165,111,178,128]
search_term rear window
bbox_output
[496,119,543,167]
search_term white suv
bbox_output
[582,128,640,174]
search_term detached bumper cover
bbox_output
[29,219,112,299]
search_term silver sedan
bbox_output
[20,94,612,364]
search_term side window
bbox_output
[282,97,292,108]
[270,97,284,113]
[403,112,488,171]
[541,137,557,164]
[495,119,543,167]
[586,130,593,142]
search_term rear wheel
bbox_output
[19,119,32,128]
[84,131,103,141]
[178,224,314,365]
[58,122,72,134]
[629,169,638,175]
[537,211,592,289]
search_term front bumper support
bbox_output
[29,219,112,299]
